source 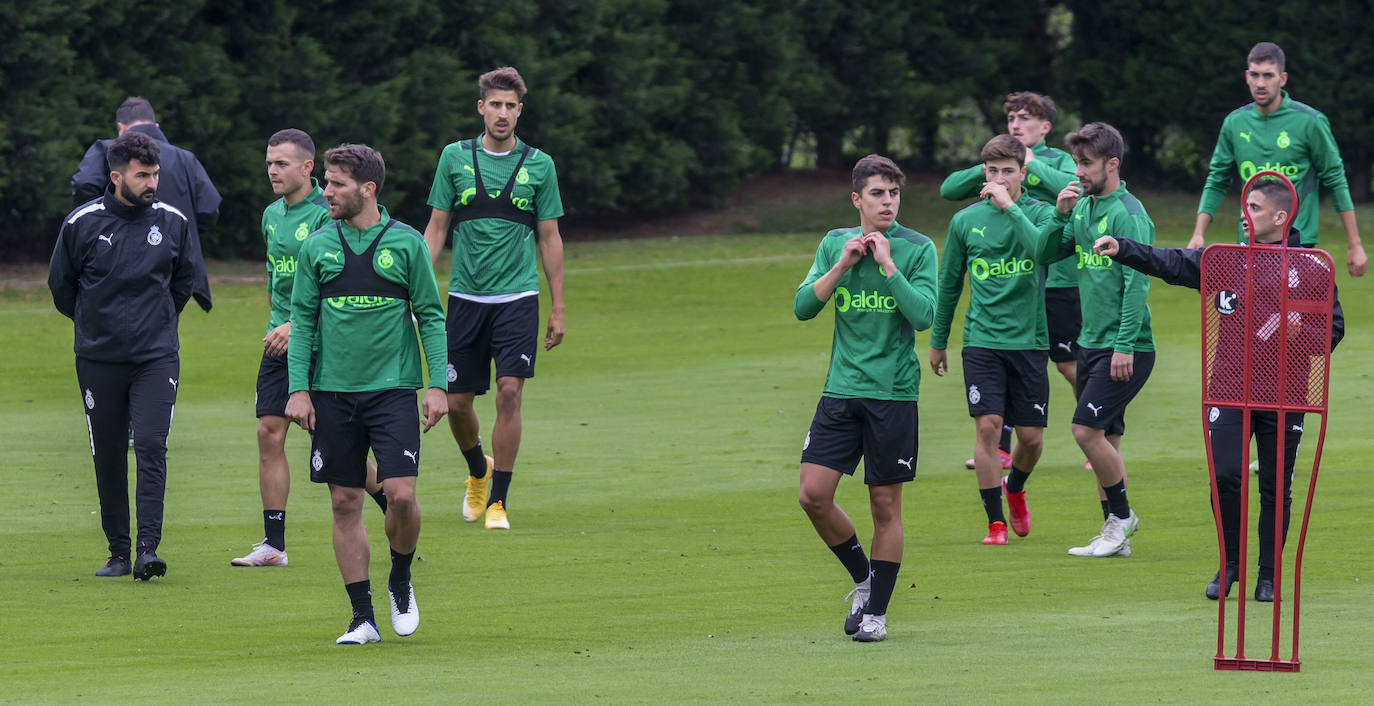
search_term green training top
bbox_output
[793,222,939,401]
[931,192,1056,351]
[287,206,448,393]
[1037,182,1155,353]
[426,134,564,297]
[262,178,331,331]
[939,141,1079,287]
[1199,90,1354,246]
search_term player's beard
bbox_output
[120,180,156,206]
[330,192,363,222]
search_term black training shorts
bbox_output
[446,294,539,395]
[308,389,420,487]
[1072,347,1155,435]
[960,347,1049,427]
[800,396,918,486]
[1045,286,1081,363]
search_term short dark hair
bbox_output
[116,96,156,125]
[1066,122,1124,163]
[1251,177,1294,214]
[1003,91,1057,125]
[981,134,1025,166]
[107,131,160,170]
[1248,42,1285,72]
[851,154,905,193]
[268,128,316,160]
[479,66,527,100]
[324,143,386,193]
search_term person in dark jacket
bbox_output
[1093,179,1344,604]
[49,131,197,581]
[71,96,218,311]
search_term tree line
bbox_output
[2,0,1370,259]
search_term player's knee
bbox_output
[1070,423,1100,447]
[130,432,166,458]
[868,492,899,524]
[797,487,831,516]
[330,491,363,519]
[974,417,1003,443]
[256,417,287,448]
[494,384,522,414]
[384,482,417,509]
[1018,433,1044,457]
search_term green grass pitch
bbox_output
[2,190,1371,702]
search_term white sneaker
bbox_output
[388,583,419,636]
[843,578,871,636]
[1091,512,1138,557]
[852,613,887,642]
[336,619,380,645]
[230,540,288,567]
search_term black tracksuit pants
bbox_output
[1209,408,1302,579]
[75,353,179,558]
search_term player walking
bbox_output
[1187,42,1366,277]
[795,155,938,642]
[421,67,566,529]
[931,135,1057,545]
[1036,123,1155,558]
[234,129,387,567]
[285,144,448,644]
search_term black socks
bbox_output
[828,534,871,584]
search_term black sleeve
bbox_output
[170,219,195,314]
[48,221,80,319]
[71,141,109,206]
[1111,238,1203,290]
[188,156,221,232]
[1329,283,1344,352]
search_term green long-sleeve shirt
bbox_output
[932,193,1056,351]
[794,222,938,401]
[1198,91,1353,246]
[261,179,331,331]
[1037,182,1155,353]
[939,141,1078,287]
[287,206,448,392]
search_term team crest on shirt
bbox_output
[295,222,310,241]
[312,450,323,472]
[1096,217,1108,235]
[516,167,530,184]
[147,225,162,246]
[968,385,981,404]
[377,248,395,269]
[1276,131,1291,149]
[84,389,95,409]
[1027,174,1041,186]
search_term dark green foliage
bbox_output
[2,0,1372,260]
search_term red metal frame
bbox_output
[1199,171,1334,672]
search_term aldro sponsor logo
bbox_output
[458,187,533,211]
[969,256,1035,281]
[834,286,896,314]
[328,295,394,310]
[1240,160,1299,180]
[267,253,297,278]
[1075,245,1114,271]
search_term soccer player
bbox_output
[1187,42,1366,277]
[49,131,195,580]
[1094,179,1344,601]
[940,92,1083,469]
[284,144,448,645]
[1036,122,1155,558]
[71,96,220,311]
[931,135,1057,545]
[233,129,387,568]
[794,155,938,642]
[421,66,566,530]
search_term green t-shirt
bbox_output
[932,193,1056,351]
[1038,182,1156,353]
[793,222,939,401]
[1198,91,1354,246]
[939,141,1079,287]
[287,206,448,392]
[426,135,564,297]
[262,179,331,331]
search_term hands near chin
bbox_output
[840,232,896,276]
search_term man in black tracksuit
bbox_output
[50,131,196,581]
[71,96,218,312]
[1093,179,1344,603]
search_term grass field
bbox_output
[2,187,1372,703]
